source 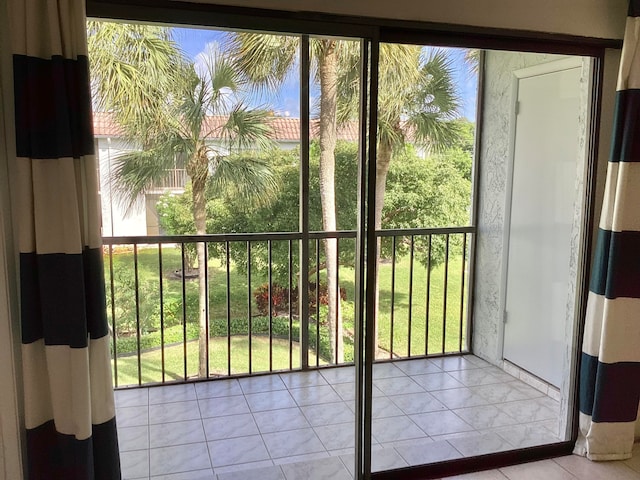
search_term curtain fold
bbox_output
[7,0,120,478]
[576,0,640,462]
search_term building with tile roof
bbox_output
[94,113,360,236]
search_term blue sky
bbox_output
[172,27,478,120]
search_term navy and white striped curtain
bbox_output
[576,0,640,462]
[7,0,120,478]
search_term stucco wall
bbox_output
[473,50,596,437]
[473,50,569,363]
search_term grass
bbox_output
[377,254,468,357]
[105,243,468,384]
[113,335,319,387]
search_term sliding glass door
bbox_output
[89,5,602,478]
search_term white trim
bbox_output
[500,56,585,361]
[501,56,595,442]
[512,56,583,80]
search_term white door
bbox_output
[502,59,582,388]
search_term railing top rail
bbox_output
[375,226,475,237]
[102,225,475,245]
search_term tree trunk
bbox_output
[189,154,209,378]
[373,138,394,359]
[318,40,343,364]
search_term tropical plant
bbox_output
[229,34,463,357]
[337,45,461,355]
[227,33,357,363]
[88,23,277,377]
[87,21,187,142]
[158,140,471,289]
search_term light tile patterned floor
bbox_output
[116,354,574,480]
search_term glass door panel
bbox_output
[369,45,594,476]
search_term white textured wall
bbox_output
[473,50,570,363]
[98,137,149,237]
[474,50,613,437]
[179,0,627,40]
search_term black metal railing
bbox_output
[103,226,474,388]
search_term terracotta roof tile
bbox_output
[93,113,359,142]
[93,111,124,137]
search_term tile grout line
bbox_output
[245,388,279,473]
[146,390,151,479]
[118,356,568,478]
[195,384,218,479]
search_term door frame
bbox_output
[85,1,612,475]
[500,56,594,437]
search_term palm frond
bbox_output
[221,106,275,152]
[375,44,461,152]
[208,155,279,209]
[464,49,480,75]
[406,49,461,150]
[180,68,209,141]
[110,139,183,213]
[226,32,298,94]
[87,21,188,137]
[197,44,245,113]
[335,42,361,125]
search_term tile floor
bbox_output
[116,354,573,480]
[447,446,640,480]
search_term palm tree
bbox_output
[87,21,187,143]
[230,35,461,358]
[89,23,277,377]
[228,34,353,364]
[374,47,460,356]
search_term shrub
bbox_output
[253,284,297,316]
[253,282,346,316]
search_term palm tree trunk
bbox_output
[318,40,343,364]
[191,168,208,378]
[373,138,393,359]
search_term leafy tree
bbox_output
[434,119,475,182]
[227,34,362,363]
[88,23,277,377]
[158,142,358,282]
[338,46,462,355]
[158,141,471,283]
[228,35,465,361]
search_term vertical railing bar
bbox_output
[181,243,188,381]
[390,236,397,360]
[158,243,165,383]
[316,238,320,367]
[408,235,415,357]
[335,237,340,365]
[442,234,450,354]
[425,235,432,356]
[204,241,210,379]
[299,35,310,370]
[226,241,231,376]
[133,244,141,386]
[108,244,118,388]
[459,233,467,353]
[247,241,253,374]
[268,240,273,372]
[288,240,293,370]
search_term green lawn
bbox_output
[113,335,319,386]
[106,244,469,385]
[377,254,468,357]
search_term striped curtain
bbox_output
[576,0,640,462]
[7,0,120,478]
